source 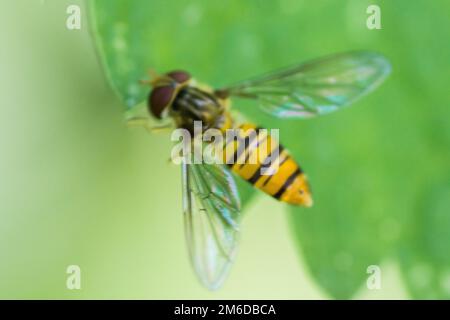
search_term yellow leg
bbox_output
[139,69,161,87]
[126,117,172,133]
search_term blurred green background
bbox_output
[0,0,448,299]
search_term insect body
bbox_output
[148,71,313,206]
[134,51,391,289]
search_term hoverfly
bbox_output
[128,51,391,290]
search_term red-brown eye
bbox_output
[148,85,175,119]
[167,70,191,83]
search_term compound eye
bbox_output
[148,85,175,119]
[167,70,191,83]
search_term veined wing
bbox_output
[216,51,391,118]
[182,152,241,290]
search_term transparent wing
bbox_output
[182,153,241,290]
[216,51,391,118]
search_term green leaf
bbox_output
[234,175,257,211]
[399,181,450,299]
[88,0,450,299]
[87,0,293,109]
[87,0,391,299]
[88,0,155,108]
[285,111,398,298]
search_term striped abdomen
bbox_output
[222,124,313,207]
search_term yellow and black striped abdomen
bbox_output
[222,123,313,207]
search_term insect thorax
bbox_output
[170,86,230,133]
